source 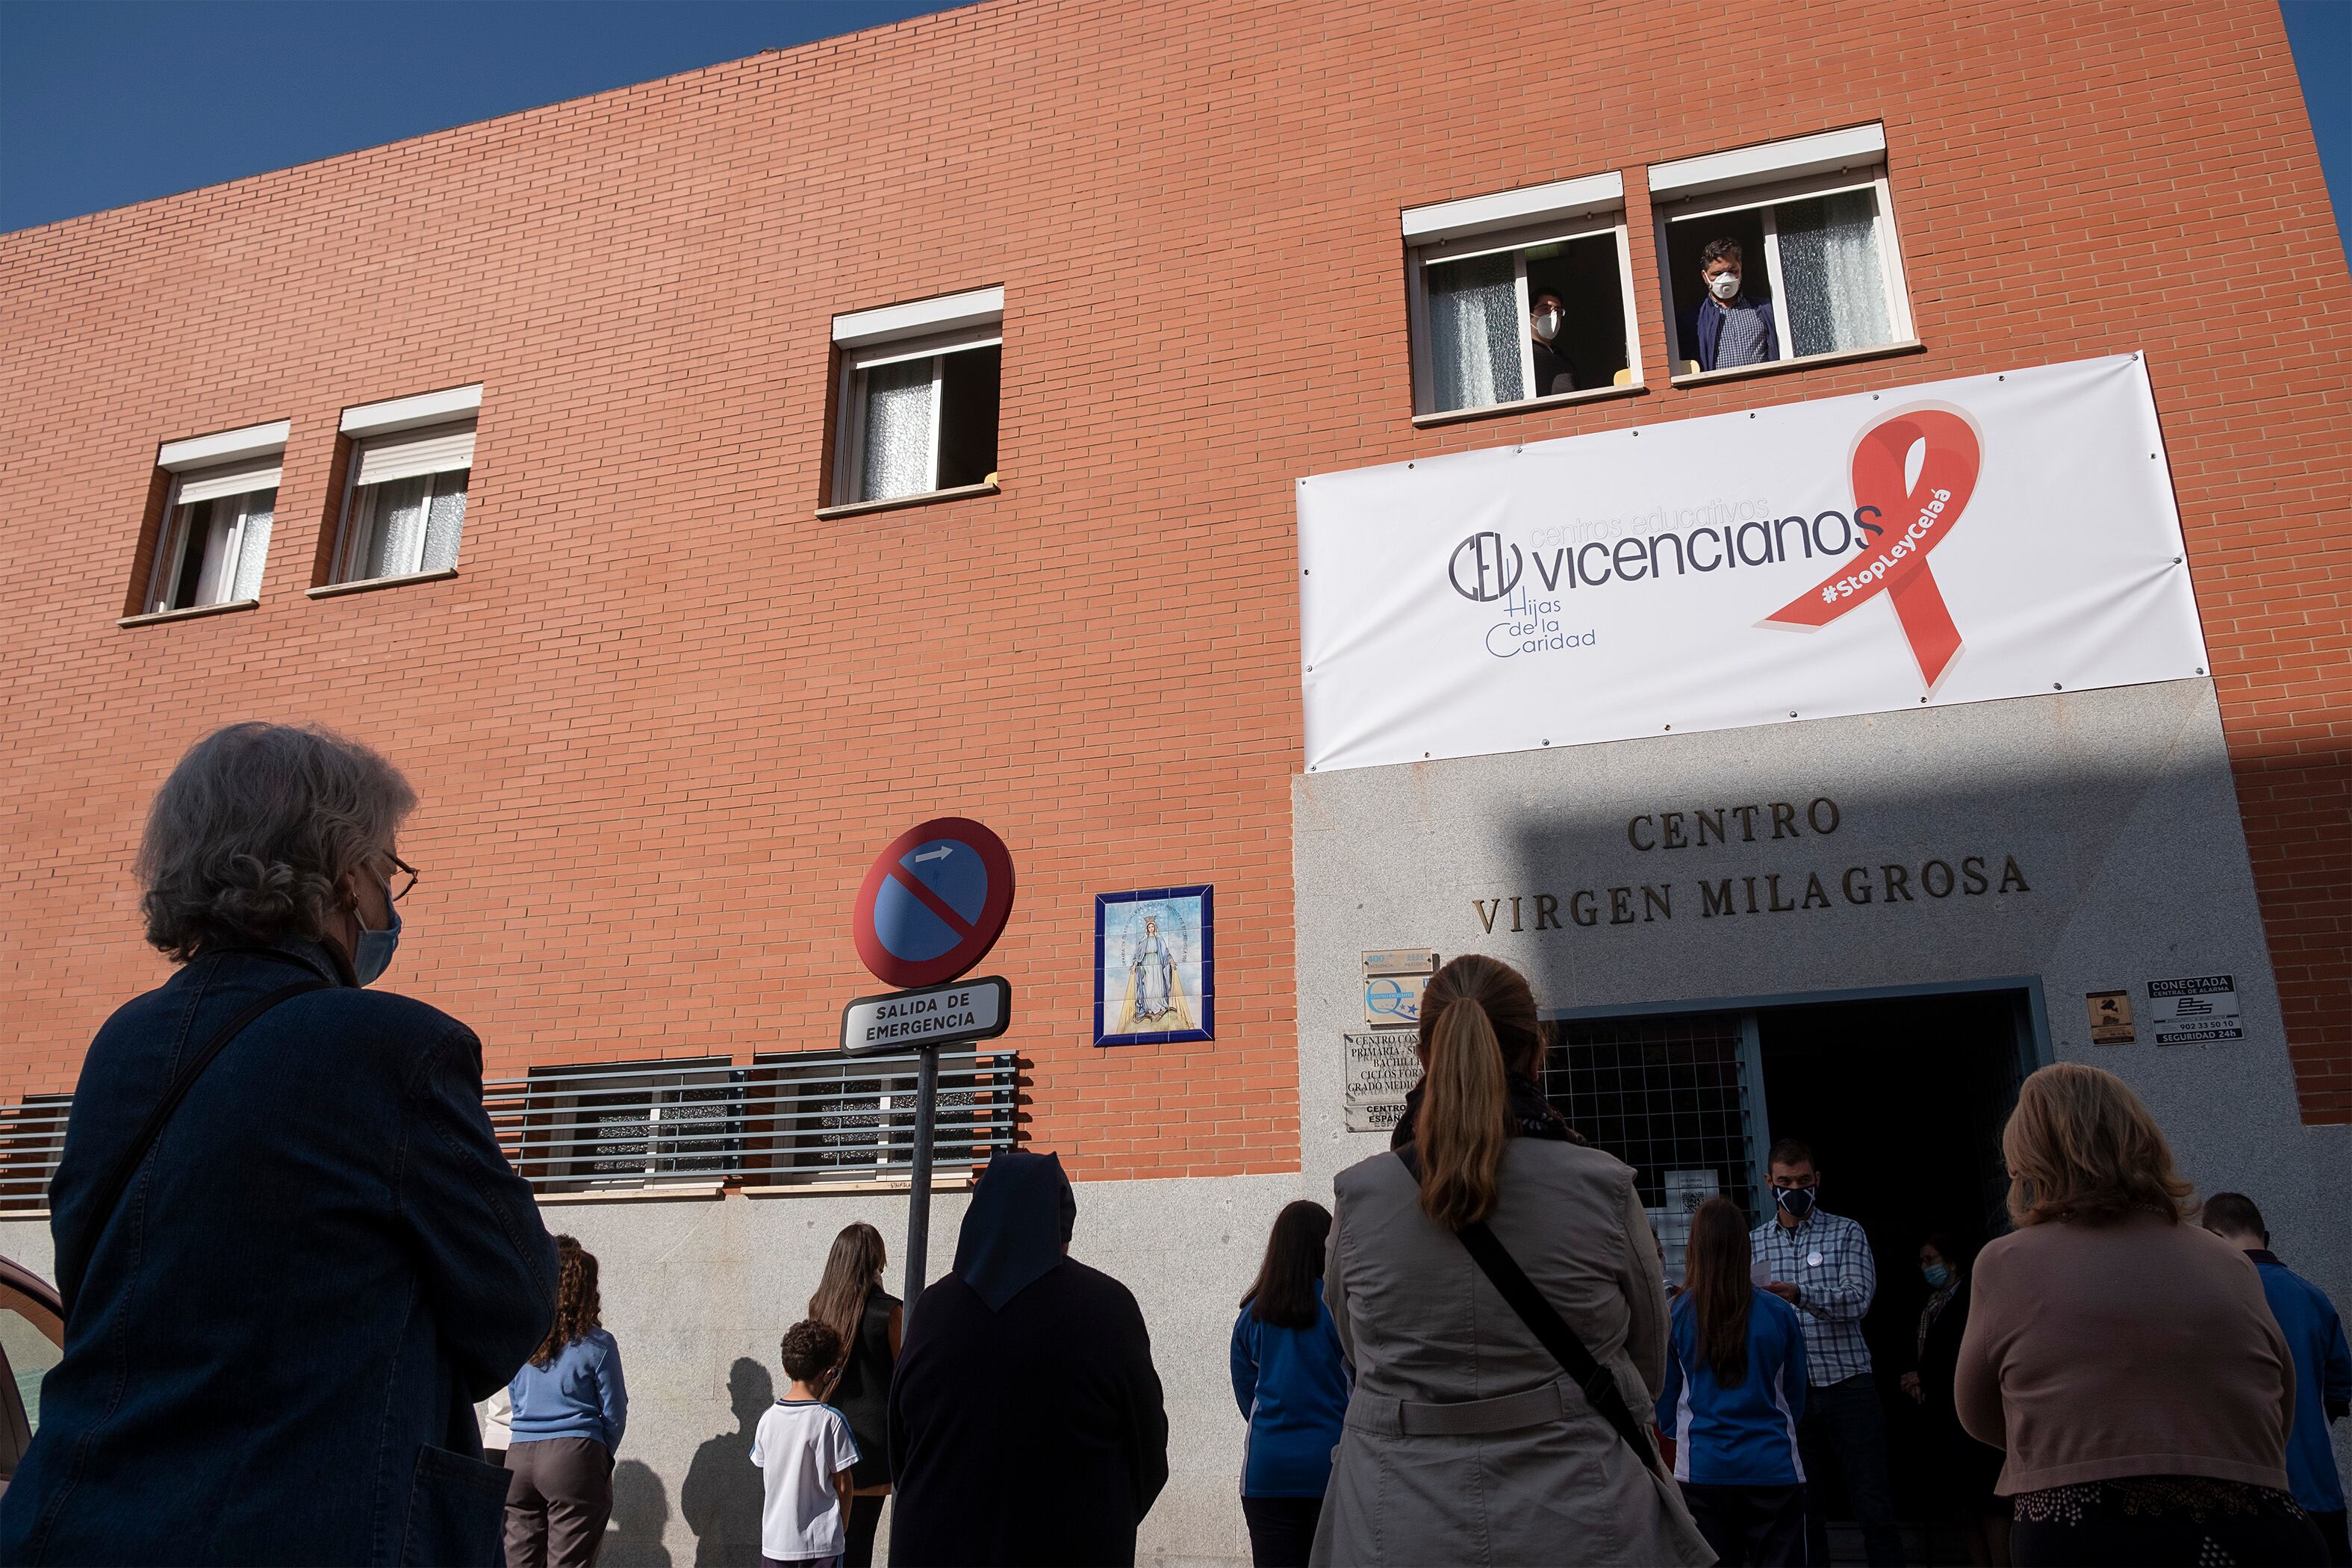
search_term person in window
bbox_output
[1680,239,1780,372]
[0,722,557,1568]
[1751,1139,1905,1567]
[1531,290,1578,396]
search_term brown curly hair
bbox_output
[531,1236,603,1368]
[780,1319,845,1386]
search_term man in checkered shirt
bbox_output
[1750,1138,1906,1567]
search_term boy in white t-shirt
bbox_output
[751,1319,862,1568]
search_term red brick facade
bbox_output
[1,0,2345,1165]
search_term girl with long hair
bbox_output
[1311,954,1711,1567]
[1231,1200,1350,1568]
[1656,1196,1808,1566]
[1958,1063,2319,1567]
[506,1236,629,1568]
[807,1221,901,1568]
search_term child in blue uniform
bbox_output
[1658,1195,1810,1567]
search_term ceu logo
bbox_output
[1449,531,1523,602]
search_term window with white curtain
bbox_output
[334,420,475,583]
[1402,172,1641,419]
[830,288,1004,508]
[144,454,281,615]
[1650,125,1916,378]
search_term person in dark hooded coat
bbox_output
[886,1150,1169,1567]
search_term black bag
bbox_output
[57,972,326,1319]
[1396,1145,1662,1472]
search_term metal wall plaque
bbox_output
[2085,990,2135,1044]
[1343,1031,1422,1133]
[2147,975,2241,1045]
[1362,949,1437,1030]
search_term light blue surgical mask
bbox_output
[352,880,402,986]
[1922,1263,1952,1289]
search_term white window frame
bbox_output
[1649,125,1917,379]
[1400,174,1643,420]
[332,418,478,584]
[830,287,1004,509]
[832,324,1002,505]
[143,420,289,616]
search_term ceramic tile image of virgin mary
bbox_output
[1094,886,1213,1045]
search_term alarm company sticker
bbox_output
[2146,974,2243,1045]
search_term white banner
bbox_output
[1298,355,2209,772]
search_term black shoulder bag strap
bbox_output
[58,974,326,1320]
[1396,1145,1660,1471]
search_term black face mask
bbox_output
[1775,1186,1817,1220]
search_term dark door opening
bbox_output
[1757,991,2032,1561]
[1546,986,2039,1565]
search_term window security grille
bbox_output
[1542,1012,1766,1283]
[0,1097,69,1213]
[0,1051,1019,1210]
[486,1046,1020,1195]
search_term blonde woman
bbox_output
[1310,955,1709,1567]
[1956,1063,2323,1567]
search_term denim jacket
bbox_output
[0,942,558,1566]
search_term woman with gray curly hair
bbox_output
[0,723,559,1568]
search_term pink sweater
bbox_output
[1956,1211,2294,1493]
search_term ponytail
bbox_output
[1418,995,1513,1228]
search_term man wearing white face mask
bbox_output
[1679,237,1780,373]
[1528,289,1577,396]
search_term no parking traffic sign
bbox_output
[848,817,1017,1317]
[852,817,1017,990]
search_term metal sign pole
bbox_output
[902,1044,941,1317]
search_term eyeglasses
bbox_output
[388,854,420,903]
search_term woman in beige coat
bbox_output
[1310,955,1712,1567]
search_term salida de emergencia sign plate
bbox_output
[841,975,1012,1056]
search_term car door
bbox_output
[0,1266,65,1497]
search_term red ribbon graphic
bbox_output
[1764,407,1982,690]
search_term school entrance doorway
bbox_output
[1540,983,2046,1565]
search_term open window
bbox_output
[329,385,482,586]
[1403,172,1641,420]
[138,420,288,617]
[829,287,1002,510]
[1650,125,1917,381]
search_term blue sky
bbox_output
[1,1,2346,235]
[0,1,957,232]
